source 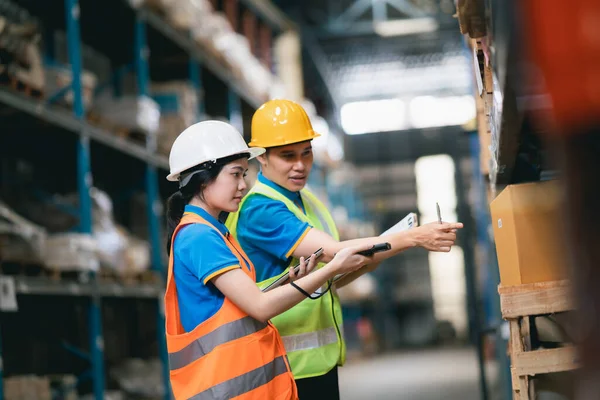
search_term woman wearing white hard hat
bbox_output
[162,120,373,400]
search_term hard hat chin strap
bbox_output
[178,159,221,189]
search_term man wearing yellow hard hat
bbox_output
[226,99,463,398]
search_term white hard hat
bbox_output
[167,120,265,183]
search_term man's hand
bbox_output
[412,222,464,252]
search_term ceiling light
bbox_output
[374,17,439,37]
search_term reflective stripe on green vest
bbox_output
[225,182,346,379]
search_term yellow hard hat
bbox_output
[249,99,321,148]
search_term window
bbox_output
[341,95,476,135]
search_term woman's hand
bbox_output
[328,244,373,276]
[412,222,464,252]
[288,255,318,282]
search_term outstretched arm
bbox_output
[291,221,464,287]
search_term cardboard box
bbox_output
[490,180,569,286]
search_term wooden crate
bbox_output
[498,280,579,399]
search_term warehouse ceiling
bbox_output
[274,0,474,219]
[274,0,467,109]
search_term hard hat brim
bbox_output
[248,130,321,148]
[166,146,265,182]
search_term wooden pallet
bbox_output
[498,280,579,399]
[0,259,95,282]
[87,111,150,147]
[0,72,44,99]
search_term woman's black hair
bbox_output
[166,153,249,255]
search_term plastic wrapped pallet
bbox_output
[0,200,46,263]
[0,3,45,94]
[241,58,272,99]
[45,233,99,272]
[90,188,150,275]
[164,0,212,31]
[124,234,151,275]
[43,63,97,108]
[92,94,160,135]
[90,188,129,272]
[6,42,45,94]
[191,12,233,62]
[150,81,199,156]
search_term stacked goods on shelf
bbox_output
[130,0,285,101]
[45,233,99,275]
[90,93,161,146]
[0,0,44,97]
[0,196,101,277]
[43,63,98,109]
[150,81,199,156]
[0,187,151,281]
[89,188,151,281]
[191,8,283,100]
[46,30,108,111]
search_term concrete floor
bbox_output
[339,347,495,400]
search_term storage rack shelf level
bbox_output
[0,0,292,399]
[498,280,579,400]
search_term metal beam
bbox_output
[372,0,387,22]
[330,0,372,27]
[386,0,427,17]
[300,26,342,110]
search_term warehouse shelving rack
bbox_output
[457,1,569,399]
[0,0,293,399]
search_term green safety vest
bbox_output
[226,181,346,380]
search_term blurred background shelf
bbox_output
[0,0,297,398]
[0,88,169,168]
[10,276,163,298]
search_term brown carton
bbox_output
[490,180,569,286]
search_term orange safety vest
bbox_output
[165,212,298,400]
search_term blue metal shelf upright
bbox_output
[64,0,105,399]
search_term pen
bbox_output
[436,202,442,224]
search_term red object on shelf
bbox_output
[521,0,600,134]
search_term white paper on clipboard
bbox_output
[333,212,419,283]
[380,212,419,236]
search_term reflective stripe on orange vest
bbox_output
[169,316,268,370]
[189,356,289,400]
[165,212,298,400]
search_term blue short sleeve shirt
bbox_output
[236,173,312,283]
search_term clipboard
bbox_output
[261,248,325,292]
[332,212,419,283]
